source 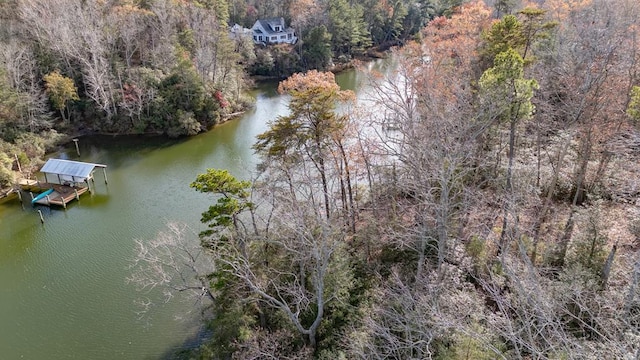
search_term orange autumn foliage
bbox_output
[544,0,593,21]
[278,70,355,102]
[421,1,492,75]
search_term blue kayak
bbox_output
[31,188,54,204]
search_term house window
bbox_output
[288,33,292,39]
[274,26,281,32]
[253,36,257,41]
[280,35,286,39]
[271,36,277,41]
[258,36,263,41]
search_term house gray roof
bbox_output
[40,159,107,179]
[255,17,293,35]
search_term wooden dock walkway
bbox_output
[19,179,46,192]
[31,184,90,208]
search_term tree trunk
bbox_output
[498,116,518,258]
[416,221,428,281]
[318,154,331,220]
[600,242,617,289]
[572,128,593,206]
[624,251,640,320]
[556,210,575,268]
[436,173,451,279]
[558,129,593,266]
[531,139,570,264]
[337,140,356,233]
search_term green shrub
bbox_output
[436,331,503,360]
[0,164,14,188]
[567,201,608,276]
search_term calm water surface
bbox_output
[0,64,383,359]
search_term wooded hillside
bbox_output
[127,1,640,359]
[0,0,450,190]
[0,0,255,187]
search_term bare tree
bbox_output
[362,37,480,280]
[148,0,178,71]
[231,328,314,360]
[347,266,507,360]
[543,0,640,264]
[190,163,354,349]
[18,0,119,117]
[0,40,51,132]
[346,271,443,359]
[213,196,348,349]
[127,222,215,317]
[109,4,153,70]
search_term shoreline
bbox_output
[0,111,249,196]
[2,54,387,195]
[251,50,390,83]
[60,110,247,141]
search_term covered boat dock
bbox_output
[28,159,108,207]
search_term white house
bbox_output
[251,17,297,45]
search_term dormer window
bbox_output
[274,26,281,32]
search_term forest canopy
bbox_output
[130,0,640,358]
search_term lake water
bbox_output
[0,63,384,359]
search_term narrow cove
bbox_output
[0,62,387,359]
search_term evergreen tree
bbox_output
[302,25,332,70]
[328,0,371,57]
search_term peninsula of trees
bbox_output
[130,0,640,358]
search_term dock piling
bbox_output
[38,209,44,223]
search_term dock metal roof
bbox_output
[40,159,107,179]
